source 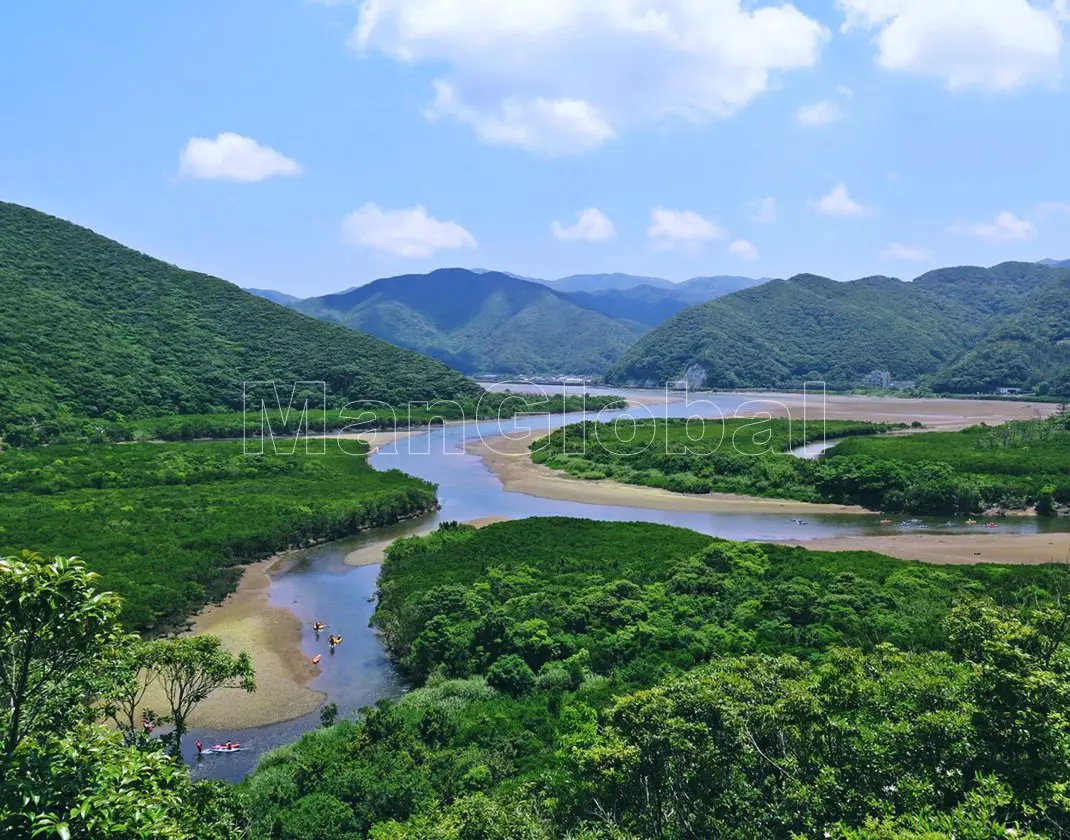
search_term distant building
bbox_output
[997,387,1025,396]
[862,370,892,389]
[890,380,916,391]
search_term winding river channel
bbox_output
[186,391,1070,781]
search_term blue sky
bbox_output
[2,0,1069,296]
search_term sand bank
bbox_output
[334,427,427,452]
[467,432,866,515]
[467,394,1059,516]
[724,393,1056,431]
[139,554,324,731]
[779,533,1070,566]
[342,515,512,568]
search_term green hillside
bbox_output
[293,268,640,375]
[608,262,1070,393]
[0,202,481,441]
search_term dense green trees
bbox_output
[4,393,625,448]
[822,415,1070,513]
[531,418,897,501]
[153,636,255,756]
[243,519,1070,838]
[534,415,1070,514]
[0,201,483,443]
[0,552,246,839]
[0,440,440,629]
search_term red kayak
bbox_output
[206,743,242,753]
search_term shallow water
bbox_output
[189,392,1068,781]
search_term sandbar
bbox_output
[139,554,324,731]
[467,432,867,515]
[779,533,1070,566]
[724,392,1057,431]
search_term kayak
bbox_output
[205,744,243,753]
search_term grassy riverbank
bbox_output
[0,440,437,630]
[531,413,1070,515]
[531,417,900,501]
[9,393,626,446]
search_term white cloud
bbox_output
[648,207,726,248]
[838,0,1067,91]
[728,239,759,260]
[342,203,477,257]
[836,84,855,97]
[748,197,777,224]
[1037,200,1070,218]
[551,208,617,242]
[350,0,829,155]
[178,133,301,182]
[882,242,931,260]
[948,211,1037,244]
[796,100,843,126]
[811,183,870,217]
[427,81,614,156]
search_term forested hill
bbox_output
[0,202,482,438]
[292,267,641,375]
[608,261,1070,393]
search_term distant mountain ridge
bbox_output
[546,273,677,293]
[245,287,300,306]
[608,262,1070,394]
[291,268,640,375]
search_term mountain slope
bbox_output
[608,262,1069,392]
[559,285,690,327]
[293,268,640,374]
[0,202,481,437]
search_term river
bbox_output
[185,391,1067,781]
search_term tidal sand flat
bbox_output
[738,393,1058,431]
[778,533,1070,566]
[141,555,325,731]
[467,431,867,515]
